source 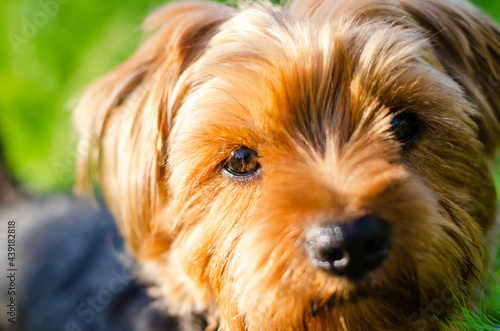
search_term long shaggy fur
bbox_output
[74,0,500,330]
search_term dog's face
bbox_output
[75,0,500,330]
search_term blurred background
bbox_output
[0,0,499,323]
[1,0,167,192]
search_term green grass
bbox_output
[0,0,166,192]
[443,279,500,330]
[445,304,500,330]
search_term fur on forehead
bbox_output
[171,1,471,154]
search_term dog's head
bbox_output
[74,0,500,329]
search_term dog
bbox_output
[72,0,500,329]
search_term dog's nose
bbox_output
[306,215,390,280]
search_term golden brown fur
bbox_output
[74,0,500,330]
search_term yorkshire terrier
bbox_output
[73,0,500,329]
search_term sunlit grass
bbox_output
[442,279,500,330]
[0,0,166,192]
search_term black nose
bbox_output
[306,215,390,280]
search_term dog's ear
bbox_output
[74,1,234,255]
[399,0,500,156]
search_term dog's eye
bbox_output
[223,146,261,181]
[390,113,420,144]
